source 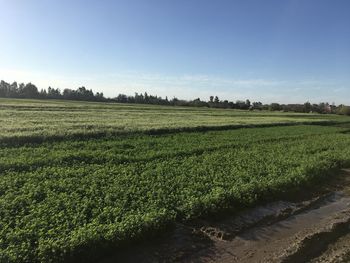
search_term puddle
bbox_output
[200,192,350,263]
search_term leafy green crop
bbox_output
[1,123,350,262]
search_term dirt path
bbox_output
[100,169,350,263]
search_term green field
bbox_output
[1,99,350,262]
[0,98,346,143]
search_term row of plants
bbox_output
[0,125,342,172]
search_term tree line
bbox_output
[1,80,349,115]
[0,80,105,102]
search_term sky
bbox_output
[0,0,349,104]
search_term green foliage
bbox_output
[1,124,350,262]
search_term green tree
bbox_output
[21,83,39,98]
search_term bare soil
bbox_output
[100,169,350,263]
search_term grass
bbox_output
[1,98,350,262]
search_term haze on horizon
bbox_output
[0,0,349,104]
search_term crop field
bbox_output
[0,98,347,144]
[1,99,350,262]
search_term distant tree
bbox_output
[115,94,128,103]
[269,103,281,111]
[236,100,246,109]
[144,92,149,103]
[252,102,263,110]
[47,86,62,99]
[40,89,47,98]
[190,98,208,107]
[0,80,9,97]
[170,97,179,106]
[20,83,39,98]
[304,102,312,113]
[9,82,18,97]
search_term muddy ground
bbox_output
[100,169,350,263]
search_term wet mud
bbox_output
[100,169,350,263]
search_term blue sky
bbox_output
[1,0,349,104]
